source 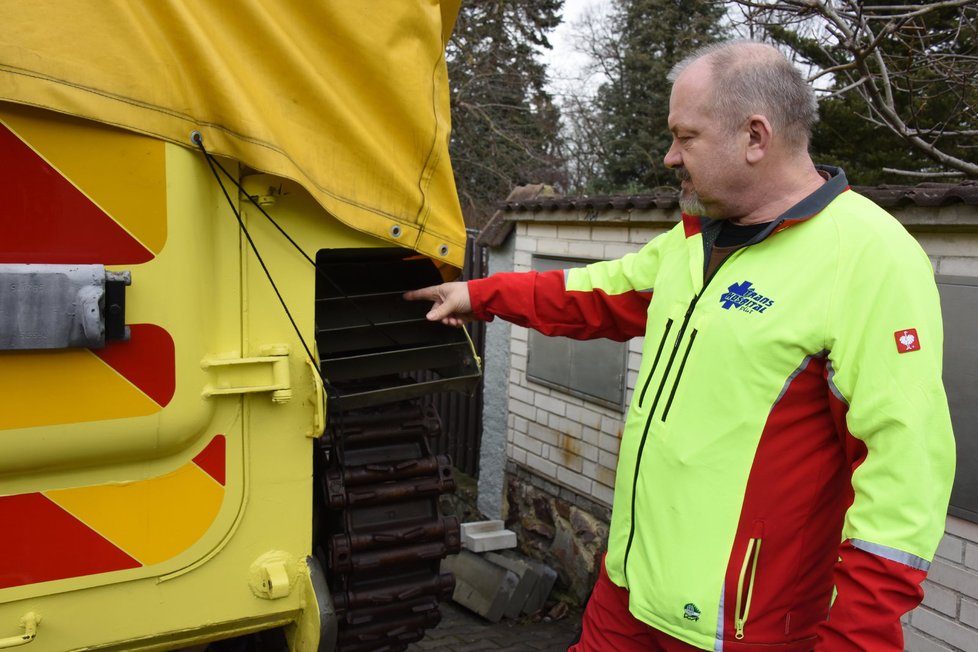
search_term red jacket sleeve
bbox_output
[468,269,650,341]
[815,541,927,651]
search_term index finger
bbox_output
[403,285,440,302]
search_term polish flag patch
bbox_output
[895,329,920,353]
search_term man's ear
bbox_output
[745,114,772,164]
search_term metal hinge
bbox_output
[201,345,292,403]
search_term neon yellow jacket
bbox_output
[469,168,955,651]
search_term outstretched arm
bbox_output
[407,270,651,341]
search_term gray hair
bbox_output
[668,41,819,149]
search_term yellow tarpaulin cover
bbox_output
[0,0,467,268]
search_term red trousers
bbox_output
[569,559,700,652]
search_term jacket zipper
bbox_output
[623,296,699,581]
[661,328,698,422]
[622,249,737,581]
[735,537,762,640]
[644,294,700,420]
[637,318,674,407]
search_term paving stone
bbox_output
[407,599,581,652]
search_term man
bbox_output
[406,41,954,651]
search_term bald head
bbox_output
[669,41,818,151]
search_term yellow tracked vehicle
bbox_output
[0,2,478,650]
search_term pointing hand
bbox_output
[403,282,473,327]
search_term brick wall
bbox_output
[901,210,978,651]
[904,518,978,651]
[490,200,978,642]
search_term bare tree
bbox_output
[557,0,726,194]
[730,0,978,179]
[446,0,566,227]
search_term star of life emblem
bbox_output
[895,328,920,353]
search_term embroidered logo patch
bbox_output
[895,329,920,353]
[719,281,775,314]
[683,603,701,621]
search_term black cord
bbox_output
[190,136,402,349]
[191,132,339,409]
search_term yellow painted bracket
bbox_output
[306,357,325,438]
[249,551,295,600]
[202,346,292,403]
[0,612,40,649]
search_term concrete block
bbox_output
[498,550,558,615]
[908,607,978,652]
[442,551,519,623]
[962,597,978,629]
[928,560,978,599]
[966,542,978,571]
[484,551,537,619]
[461,520,517,552]
[903,626,956,652]
[460,520,504,537]
[921,581,959,617]
[936,534,965,564]
[946,515,978,542]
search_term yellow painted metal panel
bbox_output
[0,109,316,651]
[0,140,239,477]
[0,350,160,430]
[0,104,167,255]
[45,463,224,567]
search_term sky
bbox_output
[541,0,609,99]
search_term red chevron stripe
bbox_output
[91,324,176,407]
[0,493,141,589]
[192,435,227,486]
[0,123,153,264]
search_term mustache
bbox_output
[675,168,691,183]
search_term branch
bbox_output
[881,167,969,178]
[808,60,859,83]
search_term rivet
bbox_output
[438,244,449,256]
[390,225,402,238]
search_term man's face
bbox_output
[663,61,744,220]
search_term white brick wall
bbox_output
[905,517,978,651]
[916,231,978,277]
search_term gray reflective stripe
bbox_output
[770,353,821,411]
[851,539,931,571]
[825,359,849,406]
[714,585,725,651]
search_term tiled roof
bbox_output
[854,181,978,208]
[476,181,978,246]
[475,184,552,247]
[499,191,679,214]
[496,181,978,214]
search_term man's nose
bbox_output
[664,142,681,169]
